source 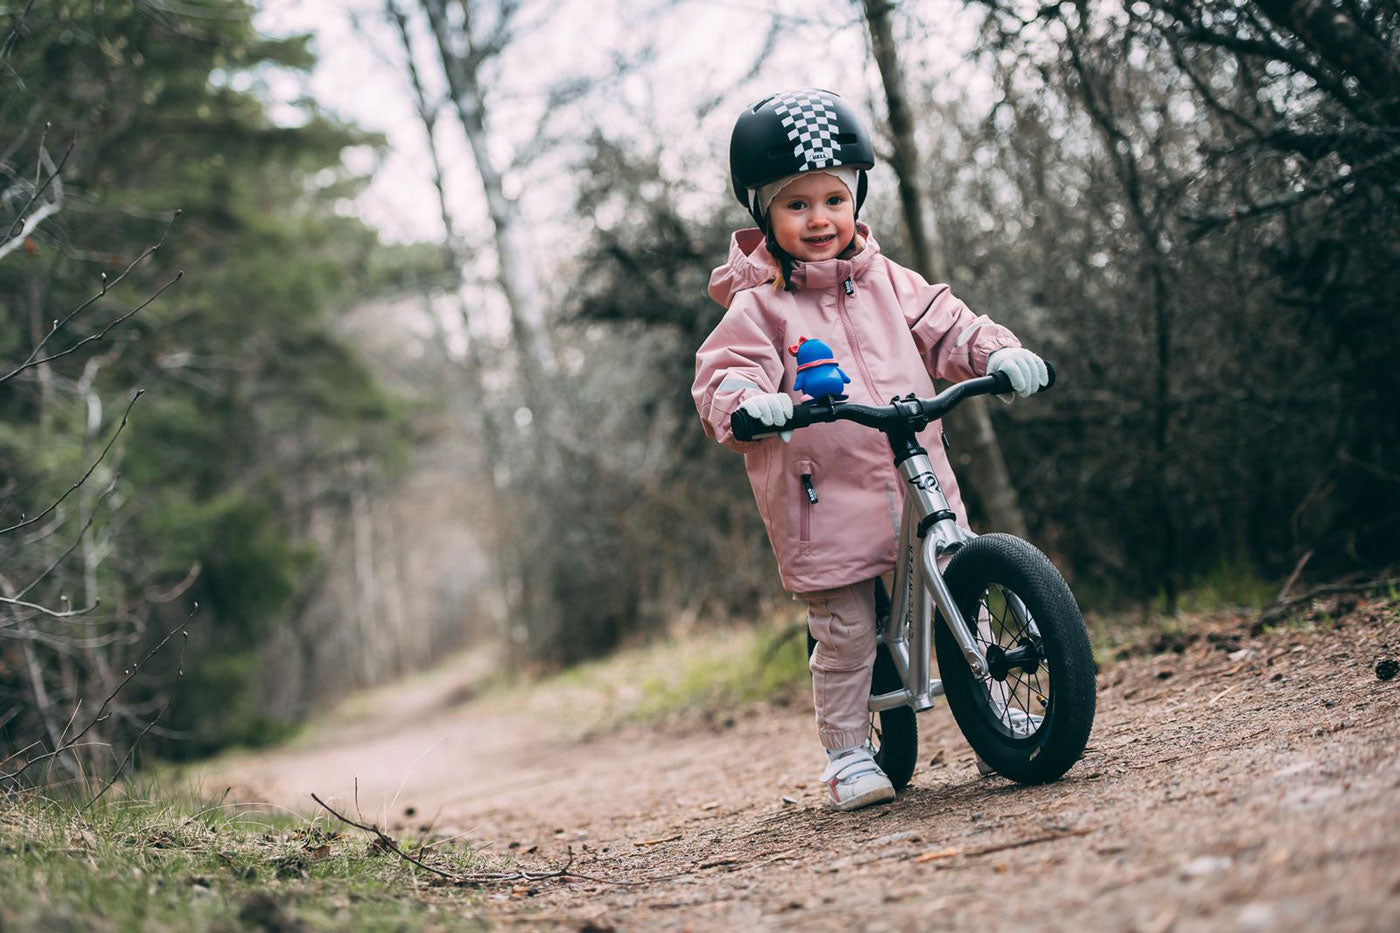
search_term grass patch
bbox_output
[1170,560,1277,614]
[504,612,813,731]
[628,621,810,723]
[0,782,499,931]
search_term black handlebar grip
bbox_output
[730,408,765,442]
[1045,360,1057,390]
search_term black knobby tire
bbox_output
[806,578,918,791]
[934,534,1096,784]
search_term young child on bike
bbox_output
[692,89,1049,811]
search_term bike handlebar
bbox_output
[729,362,1056,443]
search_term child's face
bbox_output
[767,172,856,263]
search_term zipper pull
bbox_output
[801,474,819,504]
[843,277,855,296]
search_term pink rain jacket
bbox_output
[692,227,1021,594]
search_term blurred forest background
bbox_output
[1,0,1396,787]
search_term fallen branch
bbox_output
[312,793,664,887]
[964,826,1095,857]
[632,833,681,847]
[915,826,1095,863]
[1276,550,1314,603]
[1257,576,1400,627]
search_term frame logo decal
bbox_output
[910,471,942,492]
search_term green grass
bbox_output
[0,782,497,931]
[502,613,814,732]
[628,621,811,722]
[1169,559,1278,614]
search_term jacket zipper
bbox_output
[838,271,906,493]
[836,273,881,403]
[800,473,817,544]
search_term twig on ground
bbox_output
[313,792,567,884]
[1207,685,1235,706]
[1258,576,1400,627]
[313,793,673,887]
[1276,550,1314,603]
[632,833,681,846]
[962,826,1095,857]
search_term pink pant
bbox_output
[802,579,877,750]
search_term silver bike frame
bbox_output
[868,451,982,714]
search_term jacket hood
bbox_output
[707,223,880,309]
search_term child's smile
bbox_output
[768,172,856,263]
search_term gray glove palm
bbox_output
[987,348,1049,398]
[739,392,794,442]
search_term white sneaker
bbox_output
[821,745,895,811]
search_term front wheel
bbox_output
[934,534,1096,784]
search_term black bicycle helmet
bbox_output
[730,88,876,228]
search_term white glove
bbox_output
[739,392,794,442]
[987,348,1049,398]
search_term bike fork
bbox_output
[870,456,986,717]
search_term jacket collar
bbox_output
[708,223,880,308]
[787,223,879,292]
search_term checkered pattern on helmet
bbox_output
[773,91,843,170]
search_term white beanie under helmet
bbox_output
[755,166,861,217]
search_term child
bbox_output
[692,89,1048,811]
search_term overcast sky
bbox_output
[251,0,986,250]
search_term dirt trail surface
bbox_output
[200,604,1400,931]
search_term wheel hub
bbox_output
[984,639,1042,681]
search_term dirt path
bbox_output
[200,603,1400,931]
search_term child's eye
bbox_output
[786,200,807,211]
[827,195,846,206]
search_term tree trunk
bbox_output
[862,0,1029,538]
[419,0,556,423]
[1063,20,1181,611]
[386,0,505,459]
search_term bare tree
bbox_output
[861,0,1029,538]
[417,0,557,423]
[384,0,504,457]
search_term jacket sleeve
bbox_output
[904,279,1021,382]
[692,298,786,453]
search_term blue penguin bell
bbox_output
[789,337,851,400]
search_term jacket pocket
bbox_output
[795,459,818,547]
